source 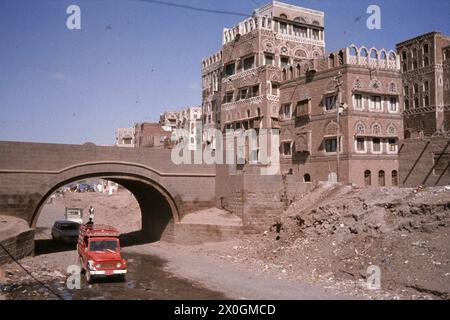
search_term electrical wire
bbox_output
[133,0,248,17]
[0,242,65,300]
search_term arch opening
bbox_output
[32,172,179,255]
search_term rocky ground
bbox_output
[214,183,450,300]
[1,185,449,300]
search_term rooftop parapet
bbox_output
[202,51,222,69]
[344,45,400,71]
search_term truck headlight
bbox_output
[116,262,122,268]
[95,263,101,269]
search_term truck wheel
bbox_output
[86,270,94,284]
[117,274,126,282]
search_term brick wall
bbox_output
[215,164,313,230]
[399,135,450,186]
[0,217,34,265]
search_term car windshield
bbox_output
[89,240,118,252]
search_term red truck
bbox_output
[77,224,127,283]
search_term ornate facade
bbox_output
[278,45,403,186]
[396,31,450,137]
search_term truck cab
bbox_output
[77,224,127,283]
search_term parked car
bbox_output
[51,220,80,243]
[77,224,127,283]
[65,207,83,224]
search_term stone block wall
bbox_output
[399,135,450,186]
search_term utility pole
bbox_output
[334,71,343,182]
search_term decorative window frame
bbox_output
[387,96,399,113]
[354,137,367,154]
[355,121,366,135]
[371,122,382,135]
[371,137,383,154]
[353,93,364,110]
[387,138,398,154]
[368,95,383,112]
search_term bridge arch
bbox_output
[30,162,181,242]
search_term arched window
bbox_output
[280,14,288,19]
[378,170,385,186]
[389,82,397,94]
[391,170,398,186]
[294,17,306,23]
[349,46,358,56]
[303,174,311,182]
[282,69,287,80]
[370,49,378,59]
[356,123,365,134]
[372,123,381,135]
[388,125,397,135]
[257,108,261,117]
[338,51,344,65]
[364,170,371,186]
[246,109,251,118]
[360,48,368,57]
[296,64,301,77]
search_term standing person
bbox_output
[87,206,94,225]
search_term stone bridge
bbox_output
[0,141,215,244]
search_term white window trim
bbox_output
[371,138,383,154]
[281,140,293,157]
[368,96,383,112]
[387,96,399,114]
[264,53,274,66]
[280,56,290,68]
[387,138,398,154]
[354,137,367,153]
[353,94,364,111]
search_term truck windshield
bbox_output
[89,240,118,252]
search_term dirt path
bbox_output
[123,242,347,300]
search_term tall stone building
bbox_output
[201,1,405,187]
[178,106,202,150]
[396,31,450,137]
[279,46,403,186]
[220,1,325,135]
[201,1,325,161]
[201,51,222,148]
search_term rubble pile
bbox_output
[229,184,450,299]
